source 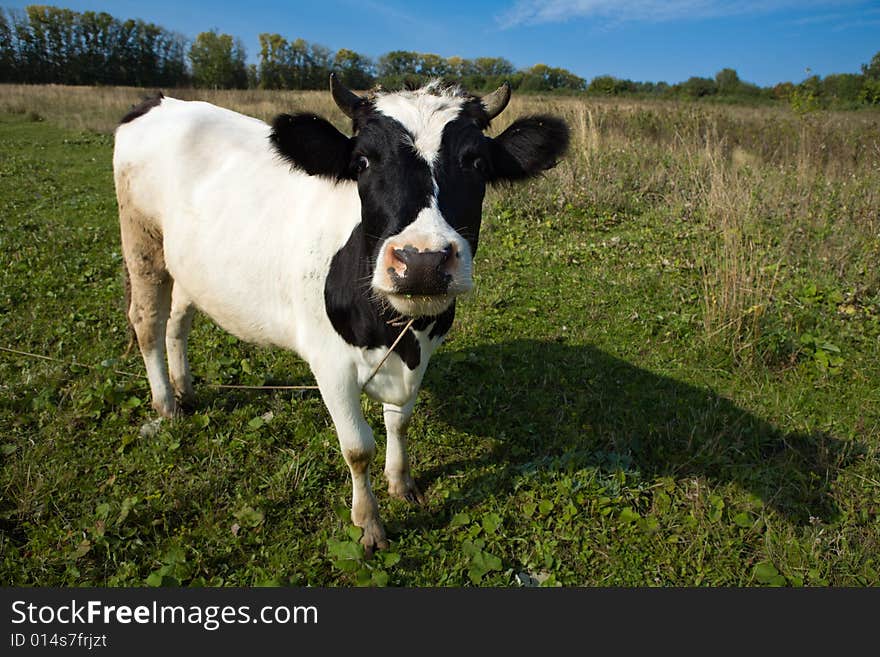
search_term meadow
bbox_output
[1,84,878,586]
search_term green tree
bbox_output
[587,74,616,95]
[418,53,447,78]
[678,76,717,98]
[133,20,161,86]
[772,81,795,100]
[377,50,422,87]
[861,79,880,105]
[520,63,585,92]
[859,51,880,105]
[154,27,188,86]
[444,55,473,80]
[189,30,247,88]
[18,5,49,81]
[258,33,289,89]
[715,68,741,95]
[472,56,515,77]
[587,75,636,95]
[822,73,864,103]
[287,37,309,88]
[634,80,671,96]
[333,48,374,89]
[306,42,332,89]
[257,33,338,90]
[75,11,116,84]
[0,5,186,86]
[861,50,880,80]
[246,63,259,89]
[790,75,822,113]
[32,5,78,82]
[0,10,15,80]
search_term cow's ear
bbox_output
[270,113,354,180]
[488,115,569,183]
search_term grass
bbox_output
[1,85,879,586]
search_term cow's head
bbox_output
[271,74,569,318]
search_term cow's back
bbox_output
[113,98,272,228]
[113,97,361,353]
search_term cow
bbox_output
[113,75,569,553]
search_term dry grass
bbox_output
[0,84,348,132]
[3,83,878,359]
[698,148,785,358]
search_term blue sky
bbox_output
[7,0,880,85]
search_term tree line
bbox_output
[591,63,880,107]
[0,5,584,92]
[2,4,878,106]
[0,5,187,86]
[186,31,587,93]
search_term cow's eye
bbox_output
[462,153,486,175]
[355,155,370,173]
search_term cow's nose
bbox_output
[392,244,453,270]
[389,245,454,294]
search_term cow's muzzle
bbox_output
[388,244,454,296]
[373,239,472,318]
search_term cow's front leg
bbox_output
[315,369,388,555]
[383,401,425,504]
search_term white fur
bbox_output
[374,84,465,167]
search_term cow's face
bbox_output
[270,76,569,318]
[351,88,493,317]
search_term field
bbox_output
[1,84,879,586]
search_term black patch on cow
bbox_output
[458,98,491,131]
[435,112,494,255]
[270,113,354,180]
[351,113,434,250]
[119,93,164,125]
[488,115,570,182]
[325,224,455,369]
[425,303,455,340]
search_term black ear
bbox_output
[488,115,570,183]
[270,113,354,180]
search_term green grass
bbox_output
[1,109,878,587]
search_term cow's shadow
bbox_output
[412,339,859,526]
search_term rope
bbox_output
[210,383,319,391]
[0,345,145,379]
[1,319,416,394]
[362,318,415,388]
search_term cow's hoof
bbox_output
[359,520,389,559]
[151,398,180,419]
[174,392,196,414]
[388,476,426,505]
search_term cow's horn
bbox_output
[481,82,511,120]
[330,72,361,119]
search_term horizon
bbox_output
[3,0,879,86]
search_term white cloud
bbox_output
[497,0,867,29]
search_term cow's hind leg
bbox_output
[166,286,196,409]
[120,212,177,418]
[383,401,425,504]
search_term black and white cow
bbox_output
[114,75,569,552]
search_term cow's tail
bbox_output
[122,259,137,356]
